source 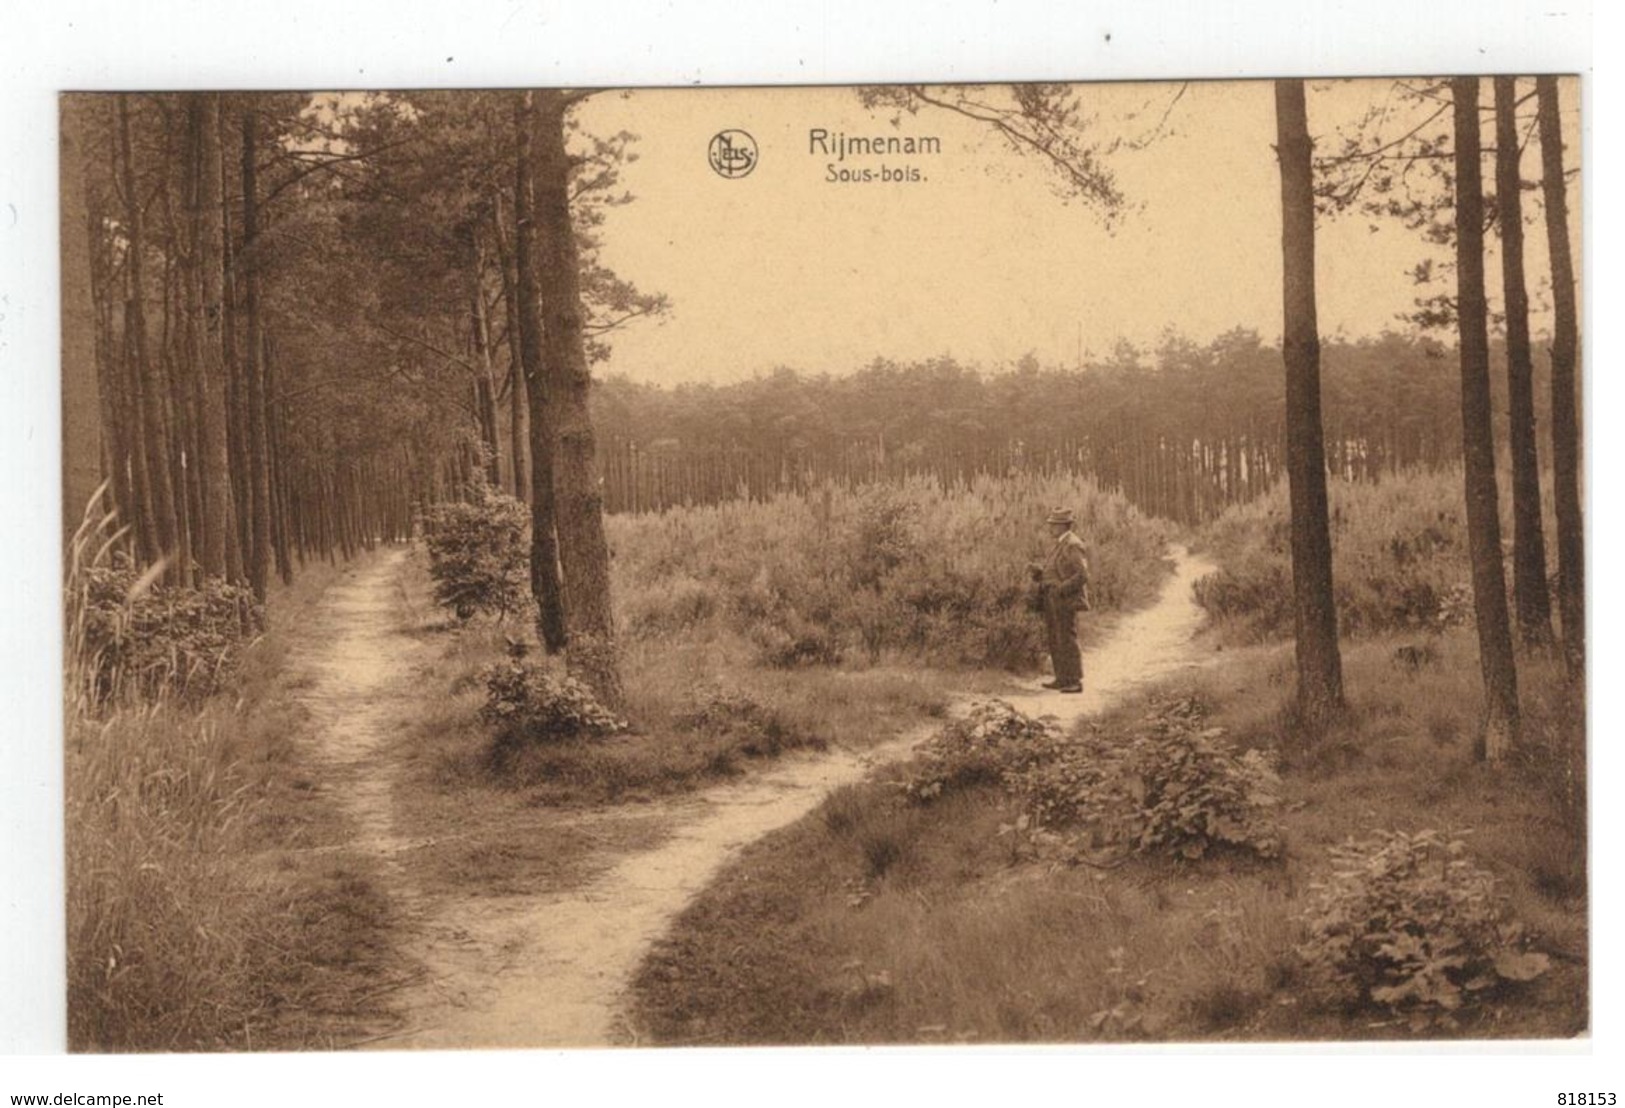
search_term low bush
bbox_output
[900,699,1061,803]
[1013,699,1283,862]
[65,522,397,1049]
[72,551,262,705]
[1296,829,1552,1031]
[479,657,627,752]
[902,698,1283,864]
[422,484,530,622]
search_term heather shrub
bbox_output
[621,573,719,636]
[900,698,1062,802]
[1296,829,1551,1031]
[422,484,530,621]
[1194,470,1476,641]
[608,472,1173,670]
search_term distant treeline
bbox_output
[573,329,1564,525]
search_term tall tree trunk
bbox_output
[188,94,234,580]
[219,112,249,585]
[1273,80,1344,731]
[490,192,531,503]
[241,108,273,600]
[159,248,195,583]
[469,234,502,485]
[1452,76,1520,761]
[263,332,294,585]
[514,92,569,653]
[532,89,623,706]
[88,181,135,544]
[1537,75,1584,681]
[60,96,104,537]
[1494,77,1554,647]
[119,94,182,575]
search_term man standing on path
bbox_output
[1029,506,1090,693]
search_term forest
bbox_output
[59,77,1586,1051]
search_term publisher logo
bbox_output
[708,130,758,179]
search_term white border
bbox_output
[1,0,1604,1103]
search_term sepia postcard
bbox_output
[52,75,1590,1061]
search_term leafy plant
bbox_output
[904,697,1281,865]
[1087,945,1162,1040]
[72,550,263,706]
[478,658,627,748]
[1296,829,1551,1031]
[422,483,530,622]
[1009,698,1284,862]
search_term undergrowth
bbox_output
[629,629,1586,1045]
[607,473,1173,671]
[1193,469,1478,642]
[65,504,404,1051]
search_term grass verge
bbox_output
[628,630,1586,1044]
[384,545,996,902]
[66,550,412,1051]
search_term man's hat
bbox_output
[1046,506,1075,526]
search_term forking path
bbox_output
[291,543,1217,1049]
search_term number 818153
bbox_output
[1559,1095,1616,1105]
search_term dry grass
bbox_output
[390,545,969,793]
[380,540,998,905]
[629,629,1587,1045]
[65,509,409,1051]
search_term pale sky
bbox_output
[575,78,1581,385]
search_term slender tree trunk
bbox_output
[1273,80,1345,731]
[263,333,294,585]
[1494,77,1554,647]
[241,108,273,600]
[89,184,135,542]
[514,92,569,653]
[187,94,235,580]
[160,248,195,583]
[60,97,104,536]
[1537,75,1584,681]
[220,115,249,585]
[469,235,502,485]
[122,303,160,565]
[119,95,182,574]
[532,89,622,705]
[1453,76,1520,761]
[491,193,532,502]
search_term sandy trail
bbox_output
[296,543,1215,1050]
[294,548,419,861]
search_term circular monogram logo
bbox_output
[707,130,758,179]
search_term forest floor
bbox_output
[286,543,1218,1048]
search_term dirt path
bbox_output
[297,543,1216,1049]
[294,547,421,861]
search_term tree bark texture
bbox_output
[532,89,624,707]
[1537,75,1585,681]
[1494,76,1553,647]
[1452,76,1520,761]
[1273,79,1345,730]
[514,92,569,654]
